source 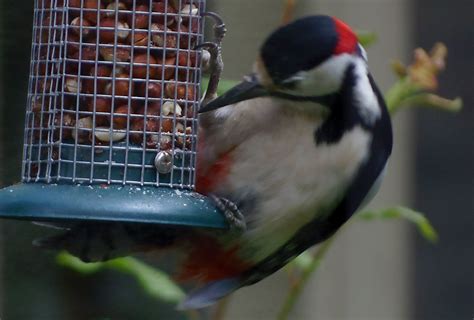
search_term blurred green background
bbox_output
[0,0,472,319]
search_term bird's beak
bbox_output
[199,77,269,113]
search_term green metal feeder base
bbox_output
[0,183,228,229]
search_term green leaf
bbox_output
[216,79,239,95]
[57,252,185,304]
[356,30,378,48]
[56,251,104,275]
[358,206,439,243]
[291,251,314,270]
[201,77,239,96]
[108,257,185,303]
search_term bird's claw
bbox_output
[196,12,226,105]
[212,23,227,46]
[195,42,222,74]
[209,194,247,232]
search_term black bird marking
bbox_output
[261,15,339,84]
[315,63,372,145]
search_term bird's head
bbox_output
[200,15,370,113]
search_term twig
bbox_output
[277,236,336,320]
[186,310,202,320]
[212,296,231,320]
[281,0,297,25]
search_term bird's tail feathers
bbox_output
[33,222,179,262]
[178,277,242,310]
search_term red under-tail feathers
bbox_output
[189,135,247,282]
[178,235,250,283]
[195,135,235,195]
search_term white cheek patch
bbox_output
[352,59,381,124]
[274,55,381,125]
[283,54,356,96]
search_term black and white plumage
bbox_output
[193,14,392,304]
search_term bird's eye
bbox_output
[357,44,368,62]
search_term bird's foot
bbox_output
[209,194,247,231]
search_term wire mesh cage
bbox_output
[0,0,227,228]
[26,0,204,187]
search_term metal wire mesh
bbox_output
[23,0,205,189]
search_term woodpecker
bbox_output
[36,15,393,309]
[185,14,393,308]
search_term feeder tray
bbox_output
[0,0,227,229]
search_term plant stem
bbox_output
[384,79,418,114]
[277,236,336,320]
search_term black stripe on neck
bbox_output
[315,63,371,145]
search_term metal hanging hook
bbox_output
[202,11,227,46]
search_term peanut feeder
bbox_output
[0,0,227,229]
